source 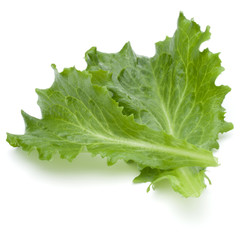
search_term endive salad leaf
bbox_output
[7,12,232,198]
[7,66,217,169]
[85,12,233,196]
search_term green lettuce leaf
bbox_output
[7,66,217,170]
[133,166,209,197]
[85,12,233,196]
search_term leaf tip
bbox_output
[21,109,28,118]
[204,173,212,185]
[121,41,131,50]
[178,11,188,26]
[6,132,19,147]
[51,64,59,76]
[51,63,57,69]
[179,11,185,19]
[120,41,135,56]
[107,157,117,166]
[206,25,211,33]
[35,88,41,95]
[146,184,152,193]
[85,46,97,58]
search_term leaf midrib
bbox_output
[42,113,215,167]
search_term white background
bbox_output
[1,0,239,239]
